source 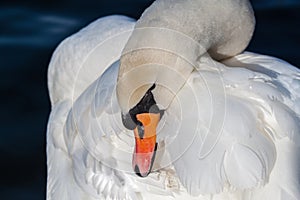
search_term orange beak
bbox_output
[132,113,160,177]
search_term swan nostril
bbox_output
[137,123,145,139]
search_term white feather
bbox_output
[47,3,300,200]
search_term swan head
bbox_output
[116,48,193,176]
[120,84,164,177]
[116,0,255,177]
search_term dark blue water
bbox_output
[0,1,299,199]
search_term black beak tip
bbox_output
[134,165,149,178]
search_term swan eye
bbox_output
[121,83,164,130]
[121,112,137,130]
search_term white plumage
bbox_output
[47,1,300,200]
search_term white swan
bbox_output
[46,0,300,199]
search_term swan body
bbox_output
[47,1,300,200]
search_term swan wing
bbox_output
[47,15,136,106]
[164,52,300,197]
[47,15,185,199]
[47,15,137,200]
[64,62,143,199]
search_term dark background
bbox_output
[0,0,299,199]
